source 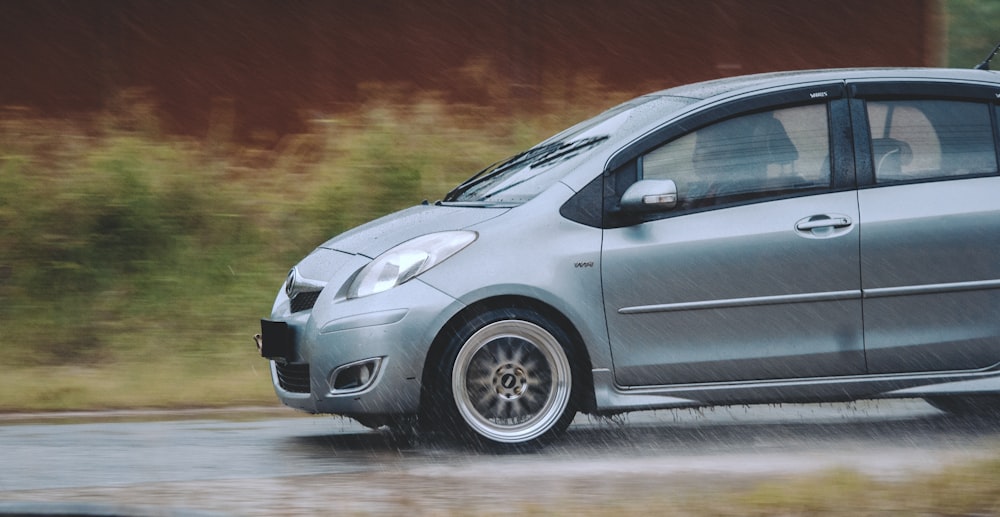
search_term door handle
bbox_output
[795,215,853,232]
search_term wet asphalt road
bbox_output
[1,400,998,515]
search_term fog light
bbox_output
[328,358,383,394]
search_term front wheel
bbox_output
[437,307,577,448]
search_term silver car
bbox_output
[257,68,1000,448]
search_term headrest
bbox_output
[871,138,913,166]
[753,115,798,165]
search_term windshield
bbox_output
[444,96,673,205]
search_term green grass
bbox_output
[679,459,1000,516]
[0,354,274,412]
[514,461,1000,516]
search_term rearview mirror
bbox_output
[620,179,678,212]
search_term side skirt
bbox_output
[590,365,1000,413]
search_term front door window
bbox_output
[641,104,831,210]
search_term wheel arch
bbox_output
[419,295,596,417]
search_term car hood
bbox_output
[317,204,509,257]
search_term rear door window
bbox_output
[865,99,997,184]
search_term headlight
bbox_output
[347,231,478,299]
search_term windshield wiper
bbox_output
[478,136,610,201]
[528,136,608,169]
[443,140,566,202]
[443,136,610,202]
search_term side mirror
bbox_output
[620,179,678,212]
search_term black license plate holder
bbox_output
[259,319,294,360]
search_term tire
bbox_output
[925,395,1000,417]
[435,307,577,448]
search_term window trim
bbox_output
[849,80,1000,103]
[994,104,1000,175]
[849,83,1000,189]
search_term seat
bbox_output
[688,113,801,205]
[752,114,799,169]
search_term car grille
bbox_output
[275,363,310,393]
[290,291,320,313]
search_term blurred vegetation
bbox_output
[946,0,1000,67]
[0,83,628,411]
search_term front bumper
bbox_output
[261,278,462,417]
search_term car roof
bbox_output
[650,67,1000,101]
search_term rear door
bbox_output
[850,81,1000,373]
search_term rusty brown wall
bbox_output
[0,0,941,138]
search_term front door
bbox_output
[603,101,866,387]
